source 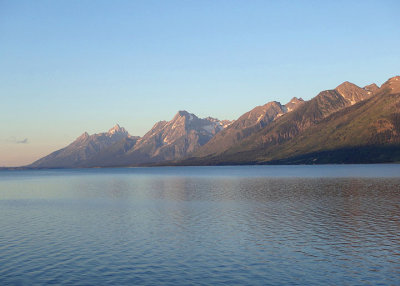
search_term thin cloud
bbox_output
[17,138,28,144]
[5,137,29,144]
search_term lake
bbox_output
[1,165,399,285]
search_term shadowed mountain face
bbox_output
[30,125,136,168]
[184,76,400,165]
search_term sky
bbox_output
[0,0,399,166]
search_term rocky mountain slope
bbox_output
[194,98,304,157]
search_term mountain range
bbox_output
[31,112,232,168]
[30,75,400,168]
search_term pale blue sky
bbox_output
[1,0,399,166]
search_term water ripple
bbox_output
[0,169,399,285]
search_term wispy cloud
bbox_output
[5,137,29,144]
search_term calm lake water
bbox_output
[1,165,399,285]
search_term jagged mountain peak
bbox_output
[288,97,304,104]
[266,101,282,107]
[174,110,193,118]
[177,110,190,116]
[285,97,304,111]
[109,123,121,131]
[77,132,89,141]
[107,124,128,135]
[334,80,368,105]
[364,83,379,94]
[335,81,363,96]
[243,101,284,121]
[335,81,356,89]
[170,110,199,124]
[168,111,226,134]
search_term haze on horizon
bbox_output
[1,0,399,167]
